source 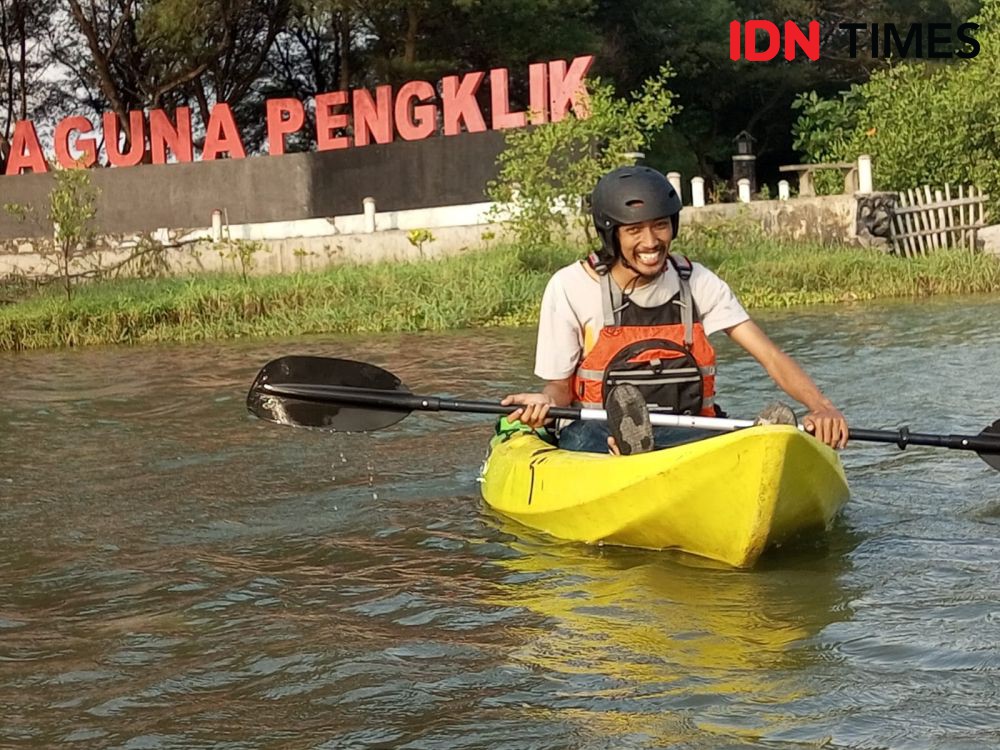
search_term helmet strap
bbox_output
[586,252,610,275]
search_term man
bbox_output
[501,165,849,454]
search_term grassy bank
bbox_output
[3,228,1000,351]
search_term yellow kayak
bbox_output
[479,425,849,568]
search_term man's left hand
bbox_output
[802,407,849,450]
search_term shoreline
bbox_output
[3,233,1000,352]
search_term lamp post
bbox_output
[732,130,757,196]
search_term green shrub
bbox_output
[487,65,678,247]
[792,0,1000,212]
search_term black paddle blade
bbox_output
[247,355,411,432]
[980,419,1000,471]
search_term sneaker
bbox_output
[754,401,798,426]
[606,384,654,455]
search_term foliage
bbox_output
[2,0,984,176]
[49,167,100,302]
[487,65,678,247]
[0,0,61,171]
[217,238,264,283]
[675,219,1000,307]
[791,88,864,195]
[3,202,32,221]
[5,178,180,305]
[792,0,1000,210]
[406,228,435,256]
[117,235,172,279]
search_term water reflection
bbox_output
[480,520,861,746]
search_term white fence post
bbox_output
[211,209,223,242]
[691,177,705,208]
[363,197,377,233]
[858,155,873,194]
[738,178,751,203]
[667,171,682,202]
[778,180,790,201]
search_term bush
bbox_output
[791,0,1000,213]
[487,65,678,247]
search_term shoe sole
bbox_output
[606,384,654,455]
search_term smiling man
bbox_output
[501,165,849,454]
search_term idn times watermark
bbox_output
[730,20,981,61]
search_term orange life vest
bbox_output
[571,254,718,417]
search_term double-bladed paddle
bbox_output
[246,355,1000,471]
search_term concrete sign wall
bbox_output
[0,130,507,240]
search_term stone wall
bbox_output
[684,194,860,245]
[0,223,505,280]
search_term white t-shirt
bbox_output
[534,259,751,380]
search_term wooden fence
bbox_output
[890,184,988,257]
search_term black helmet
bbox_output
[590,166,682,262]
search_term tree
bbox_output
[792,0,1000,209]
[590,0,983,184]
[52,0,291,155]
[49,166,100,302]
[488,65,678,247]
[252,0,599,152]
[0,0,60,171]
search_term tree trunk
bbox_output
[2,0,17,138]
[194,78,211,132]
[66,0,132,148]
[337,11,350,90]
[15,0,25,118]
[403,2,419,67]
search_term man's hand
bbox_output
[500,393,557,429]
[803,406,849,450]
[726,321,849,450]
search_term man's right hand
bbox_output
[500,393,556,429]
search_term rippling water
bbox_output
[2,297,999,749]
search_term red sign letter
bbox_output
[353,85,394,147]
[528,62,549,124]
[729,21,742,60]
[490,68,526,129]
[441,71,486,136]
[395,81,437,141]
[315,91,350,150]
[150,107,194,164]
[104,111,146,167]
[54,116,97,169]
[202,103,246,160]
[785,21,820,60]
[4,120,47,174]
[549,55,594,122]
[745,20,781,61]
[266,98,305,156]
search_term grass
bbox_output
[689,223,1000,307]
[3,223,1000,351]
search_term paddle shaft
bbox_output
[261,382,751,430]
[260,382,1000,454]
[849,427,1000,453]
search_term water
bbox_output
[2,297,999,749]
